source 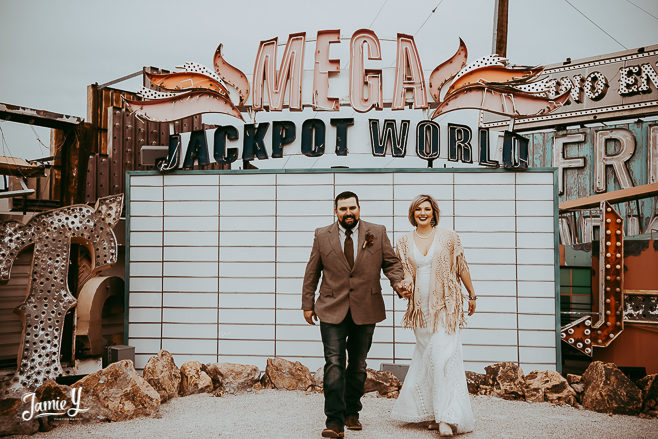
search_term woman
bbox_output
[391,194,477,437]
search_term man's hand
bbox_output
[303,310,318,325]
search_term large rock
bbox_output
[204,363,260,395]
[365,369,401,398]
[566,374,582,385]
[34,379,74,431]
[524,370,577,406]
[179,361,213,396]
[261,357,313,391]
[143,350,181,402]
[465,371,486,395]
[312,367,324,392]
[0,386,40,436]
[566,374,584,397]
[637,373,658,416]
[581,361,642,415]
[481,362,526,400]
[73,359,160,422]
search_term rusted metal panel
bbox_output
[123,110,135,174]
[181,117,192,133]
[87,84,139,155]
[134,117,147,171]
[96,154,110,198]
[146,120,160,147]
[624,290,658,324]
[109,108,124,195]
[0,156,45,178]
[593,325,658,374]
[0,102,82,129]
[158,122,169,148]
[192,114,203,131]
[560,183,658,211]
[85,154,97,203]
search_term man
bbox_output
[302,191,405,438]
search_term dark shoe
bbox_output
[321,425,345,438]
[345,416,362,431]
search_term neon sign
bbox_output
[125,30,568,121]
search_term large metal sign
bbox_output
[481,44,658,130]
[126,168,558,373]
[0,195,123,391]
[525,120,657,241]
[122,32,568,168]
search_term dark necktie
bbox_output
[344,229,354,269]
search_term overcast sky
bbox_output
[1,0,657,161]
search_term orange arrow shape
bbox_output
[428,38,468,103]
[214,43,250,106]
[125,90,244,122]
[145,71,229,96]
[431,85,569,119]
[445,65,544,97]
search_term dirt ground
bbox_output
[11,390,658,439]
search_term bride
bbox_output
[391,194,477,436]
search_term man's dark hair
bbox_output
[335,191,359,208]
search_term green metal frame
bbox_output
[553,170,562,373]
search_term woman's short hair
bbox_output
[408,194,440,227]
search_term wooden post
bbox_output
[492,0,508,57]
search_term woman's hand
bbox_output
[467,298,476,316]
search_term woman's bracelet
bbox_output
[468,295,477,301]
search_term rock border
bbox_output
[2,353,655,437]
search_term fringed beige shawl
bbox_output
[395,228,470,334]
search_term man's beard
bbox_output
[339,215,358,230]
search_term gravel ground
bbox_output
[12,390,658,439]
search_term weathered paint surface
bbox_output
[530,120,657,239]
[528,121,654,200]
[0,195,123,392]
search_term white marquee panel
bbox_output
[127,169,558,372]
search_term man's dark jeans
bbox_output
[320,310,375,428]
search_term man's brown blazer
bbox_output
[302,220,404,325]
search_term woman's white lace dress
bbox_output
[391,239,475,433]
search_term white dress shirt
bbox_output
[338,221,359,263]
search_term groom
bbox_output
[302,191,405,438]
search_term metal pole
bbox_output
[492,0,509,57]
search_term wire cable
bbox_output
[563,0,628,50]
[414,0,447,36]
[369,0,389,27]
[624,0,658,22]
[30,126,50,154]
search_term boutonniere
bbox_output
[363,232,374,249]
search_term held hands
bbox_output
[395,278,413,299]
[303,310,318,325]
